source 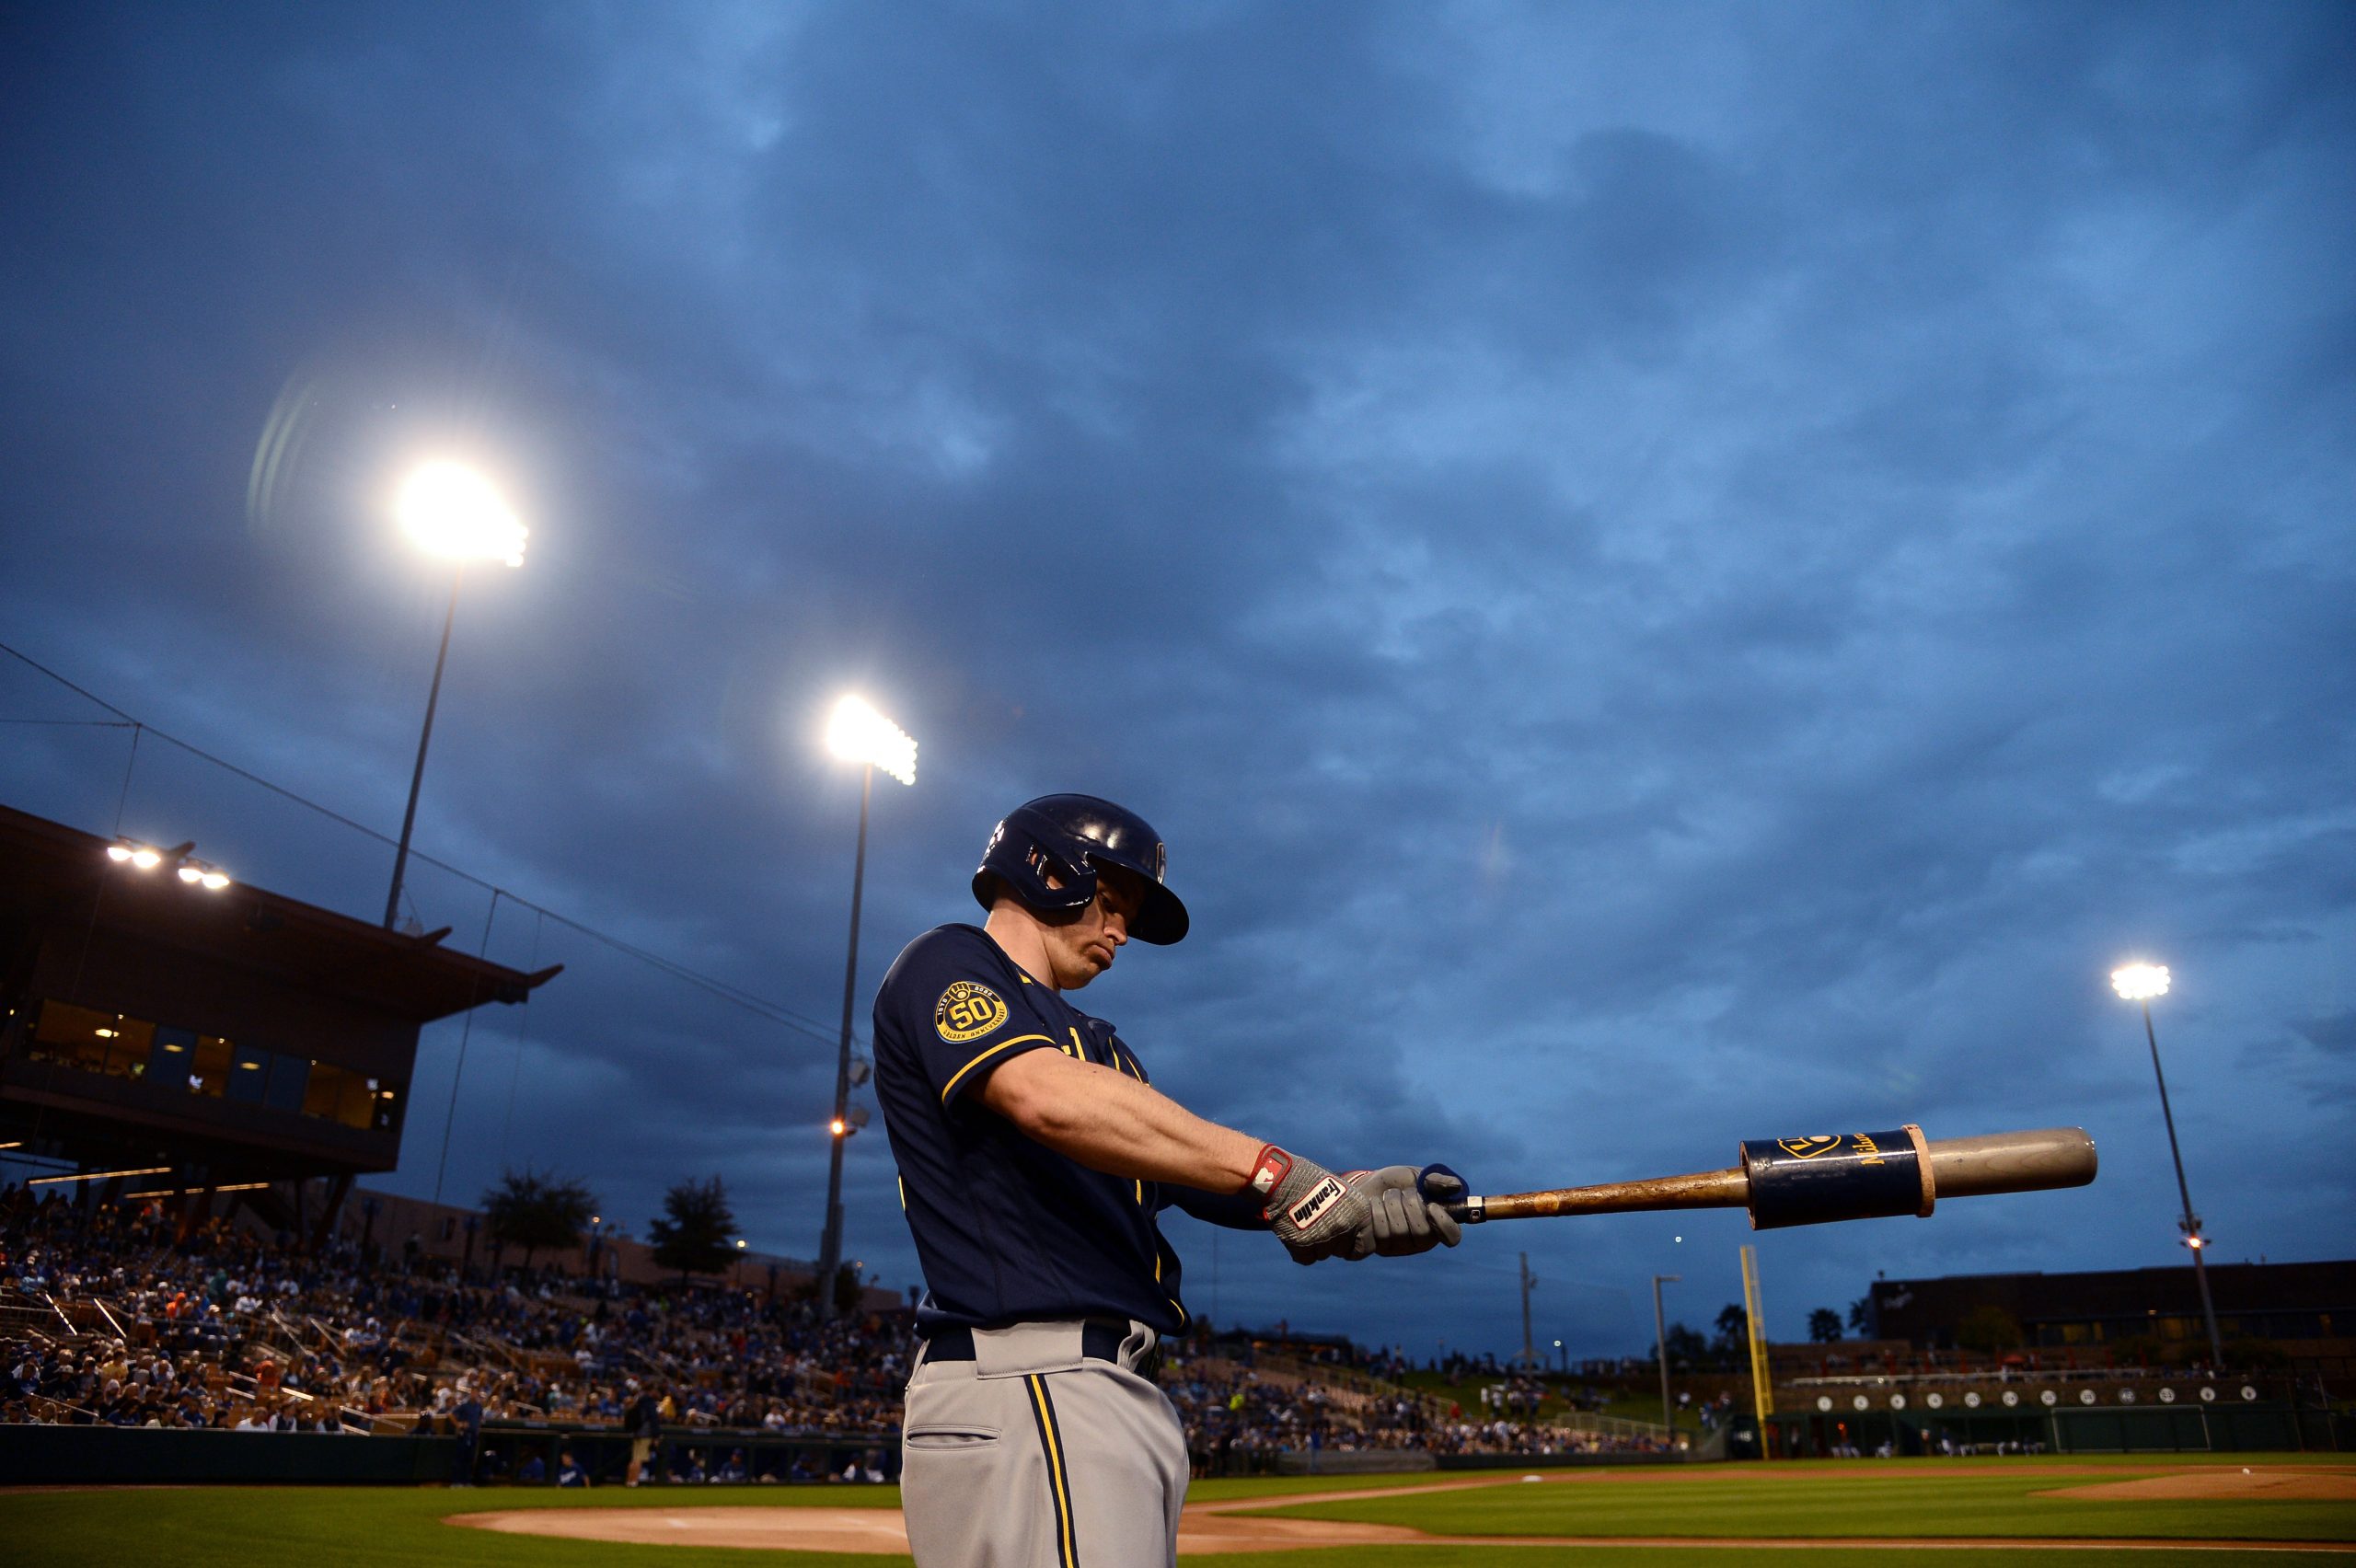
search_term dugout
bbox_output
[0,801,557,1237]
[473,1421,899,1487]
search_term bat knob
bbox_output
[1417,1163,1482,1223]
[1416,1163,1466,1202]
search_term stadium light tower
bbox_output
[382,460,527,929]
[2110,962,2223,1368]
[815,696,916,1319]
[1653,1273,1680,1448]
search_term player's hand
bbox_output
[1364,1165,1463,1257]
[1250,1147,1375,1265]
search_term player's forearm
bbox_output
[980,1050,1263,1193]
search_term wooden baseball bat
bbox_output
[1440,1125,2096,1230]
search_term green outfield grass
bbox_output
[4,1457,2350,1568]
[1255,1455,2356,1543]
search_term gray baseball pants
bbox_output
[901,1319,1186,1568]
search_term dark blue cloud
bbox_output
[2,0,2350,1355]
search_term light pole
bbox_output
[383,461,526,929]
[1653,1273,1680,1448]
[2110,963,2224,1368]
[815,696,916,1320]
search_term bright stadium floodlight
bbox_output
[173,856,232,891]
[826,696,918,787]
[397,460,527,568]
[106,844,133,863]
[2110,956,2222,1367]
[130,847,162,870]
[383,458,528,962]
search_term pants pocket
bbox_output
[905,1426,999,1450]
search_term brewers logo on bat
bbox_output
[934,981,1009,1043]
[1742,1125,1930,1228]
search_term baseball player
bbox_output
[872,793,1461,1567]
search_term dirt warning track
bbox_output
[449,1464,2356,1556]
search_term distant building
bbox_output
[1866,1260,2350,1348]
[1865,1259,2353,1387]
[0,800,557,1241]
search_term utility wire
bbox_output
[0,638,852,1048]
[499,909,544,1169]
[432,891,501,1208]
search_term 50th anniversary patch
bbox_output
[935,980,1010,1043]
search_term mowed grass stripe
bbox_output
[4,1478,2353,1568]
[2,1485,901,1568]
[1248,1464,2356,1542]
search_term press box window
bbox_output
[25,1001,154,1078]
[263,1052,309,1113]
[149,1025,196,1084]
[302,1062,375,1130]
[226,1041,272,1103]
[371,1078,406,1132]
[188,1034,234,1096]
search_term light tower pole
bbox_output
[1653,1272,1680,1447]
[382,460,527,929]
[1517,1252,1539,1368]
[815,697,916,1319]
[2111,963,2223,1367]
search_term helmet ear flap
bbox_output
[972,809,1097,918]
[1022,839,1098,905]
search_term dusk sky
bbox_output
[3,3,2350,1360]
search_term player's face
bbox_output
[1040,865,1143,989]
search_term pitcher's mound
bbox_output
[2044,1468,2356,1503]
[451,1505,1426,1556]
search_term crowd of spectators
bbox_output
[1162,1353,1661,1474]
[2,1183,918,1441]
[6,1181,1657,1471]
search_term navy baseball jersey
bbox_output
[873,924,1263,1335]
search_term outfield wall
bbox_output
[0,1423,903,1486]
[1260,1448,1683,1475]
[0,1425,456,1485]
[1433,1450,1684,1471]
[1757,1401,2351,1457]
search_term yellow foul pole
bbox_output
[1740,1242,1774,1458]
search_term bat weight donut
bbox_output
[1738,1125,1934,1230]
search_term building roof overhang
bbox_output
[0,801,560,1020]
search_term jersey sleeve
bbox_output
[879,939,1058,1108]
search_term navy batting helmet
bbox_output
[971,794,1189,945]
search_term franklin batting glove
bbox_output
[1248,1146,1379,1264]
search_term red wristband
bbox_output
[1245,1144,1292,1201]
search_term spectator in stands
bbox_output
[450,1380,484,1486]
[624,1380,660,1487]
